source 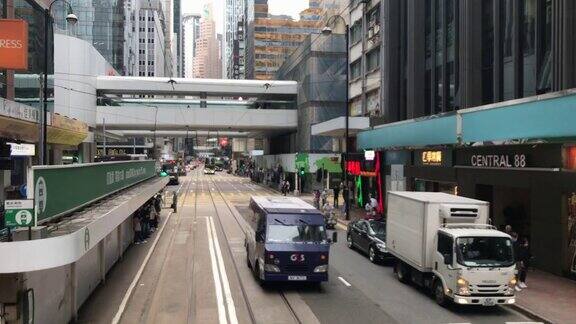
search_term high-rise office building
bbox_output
[346,0,576,122]
[182,14,201,78]
[193,2,222,79]
[52,0,126,74]
[173,0,183,76]
[244,0,322,80]
[229,20,246,79]
[123,0,174,77]
[225,0,245,78]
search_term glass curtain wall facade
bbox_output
[51,0,126,74]
[377,0,574,125]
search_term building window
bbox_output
[140,27,145,32]
[424,0,433,115]
[350,22,362,45]
[481,0,495,104]
[366,48,380,72]
[434,0,443,113]
[537,0,552,93]
[350,60,361,79]
[366,5,380,39]
[446,0,456,111]
[521,0,536,97]
[501,0,514,101]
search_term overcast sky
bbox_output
[182,0,309,34]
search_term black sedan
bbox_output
[346,220,391,263]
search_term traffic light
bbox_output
[299,167,305,176]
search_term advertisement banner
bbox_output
[0,19,29,70]
[33,160,156,223]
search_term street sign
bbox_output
[4,199,35,227]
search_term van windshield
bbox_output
[267,224,328,244]
[456,237,515,268]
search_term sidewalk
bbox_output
[511,269,576,323]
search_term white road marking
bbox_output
[208,216,239,324]
[338,276,352,287]
[206,217,228,324]
[111,210,174,324]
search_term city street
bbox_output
[78,169,536,324]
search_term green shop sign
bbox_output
[33,160,156,223]
[4,199,35,228]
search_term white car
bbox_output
[204,168,215,175]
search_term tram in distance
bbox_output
[245,196,338,283]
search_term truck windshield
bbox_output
[267,224,328,244]
[456,237,514,268]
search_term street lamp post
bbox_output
[323,15,350,220]
[42,0,78,165]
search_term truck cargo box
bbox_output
[386,192,489,272]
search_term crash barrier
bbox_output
[31,160,157,223]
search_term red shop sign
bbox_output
[346,161,361,176]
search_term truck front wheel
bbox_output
[395,261,409,284]
[433,280,448,307]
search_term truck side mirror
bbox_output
[332,231,338,243]
[443,253,453,265]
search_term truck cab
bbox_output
[433,225,516,306]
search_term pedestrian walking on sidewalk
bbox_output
[133,215,143,244]
[321,189,328,207]
[517,237,531,289]
[333,185,340,208]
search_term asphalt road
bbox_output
[77,170,537,324]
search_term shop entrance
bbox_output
[477,184,531,238]
[414,179,457,194]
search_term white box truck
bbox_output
[386,191,517,307]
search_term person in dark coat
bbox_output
[333,185,340,208]
[516,237,531,289]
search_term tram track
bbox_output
[206,173,304,324]
[112,174,194,324]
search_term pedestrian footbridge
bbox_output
[96,77,298,133]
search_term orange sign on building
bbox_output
[0,19,29,70]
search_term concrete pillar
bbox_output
[70,263,77,321]
[117,225,123,260]
[78,142,96,163]
[0,171,10,203]
[49,145,64,165]
[99,240,106,283]
[262,138,270,155]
